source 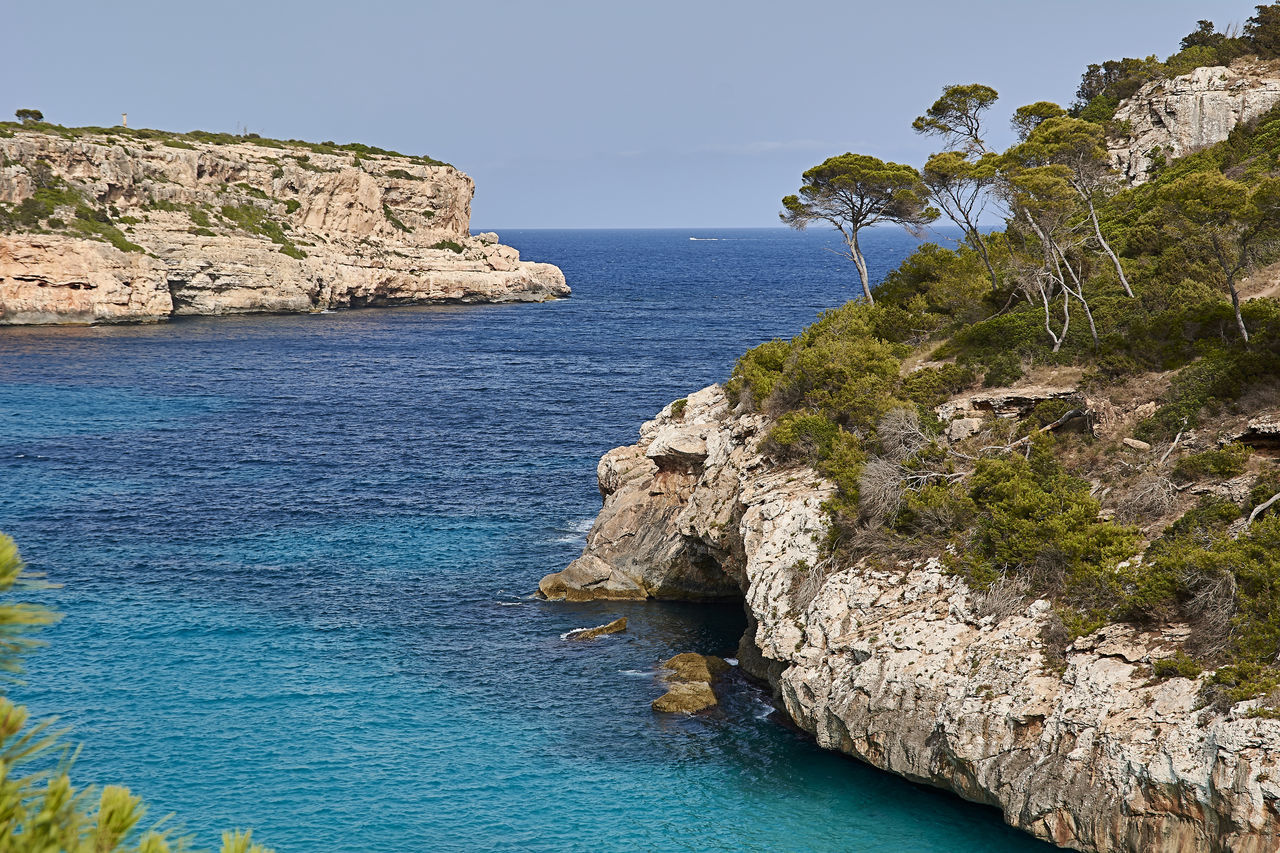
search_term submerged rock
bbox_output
[562,616,627,641]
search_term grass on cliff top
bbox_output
[0,120,451,168]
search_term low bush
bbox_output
[1172,443,1250,483]
[1153,651,1202,679]
[383,205,412,233]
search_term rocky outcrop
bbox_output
[1110,61,1280,185]
[0,129,566,324]
[563,617,628,641]
[541,384,1280,852]
[651,653,729,713]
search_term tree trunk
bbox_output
[1212,235,1250,343]
[1227,268,1249,343]
[850,231,873,303]
[1037,280,1065,352]
[1054,243,1100,349]
[1083,191,1133,298]
[970,227,1000,297]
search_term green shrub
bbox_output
[429,239,465,254]
[896,480,975,538]
[1136,344,1280,442]
[902,363,977,409]
[670,398,687,419]
[235,182,268,200]
[959,444,1140,606]
[1247,471,1280,514]
[69,217,143,253]
[768,412,846,461]
[385,168,414,179]
[162,138,195,150]
[1172,443,1250,483]
[383,204,412,233]
[1204,661,1280,710]
[220,203,303,258]
[982,352,1024,387]
[727,339,791,407]
[1152,651,1202,679]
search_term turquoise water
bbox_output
[0,229,1052,851]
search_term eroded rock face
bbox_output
[0,235,171,324]
[542,383,1280,852]
[1110,61,1280,186]
[0,130,567,324]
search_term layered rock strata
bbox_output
[1110,61,1280,185]
[540,384,1280,852]
[0,129,566,324]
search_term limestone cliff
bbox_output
[540,385,1280,853]
[1109,60,1280,185]
[0,127,566,324]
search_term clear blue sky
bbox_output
[3,0,1262,227]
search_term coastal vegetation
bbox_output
[0,116,449,167]
[0,536,274,852]
[757,4,1280,703]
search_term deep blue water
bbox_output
[0,228,1052,852]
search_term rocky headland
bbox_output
[540,53,1280,853]
[540,384,1280,853]
[0,126,566,324]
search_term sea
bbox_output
[0,227,1053,852]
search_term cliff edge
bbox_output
[1108,59,1280,185]
[540,385,1280,853]
[0,126,567,324]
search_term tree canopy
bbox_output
[1157,172,1280,341]
[912,84,999,154]
[13,109,42,124]
[781,154,937,303]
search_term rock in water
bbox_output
[651,653,728,713]
[0,129,568,325]
[661,652,729,682]
[562,617,627,641]
[651,681,717,714]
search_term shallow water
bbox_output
[0,228,1052,851]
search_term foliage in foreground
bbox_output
[0,536,274,853]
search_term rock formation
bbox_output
[562,617,628,641]
[0,128,566,324]
[540,384,1280,852]
[1109,60,1280,185]
[651,653,729,713]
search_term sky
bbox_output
[3,0,1265,227]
